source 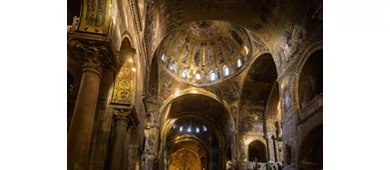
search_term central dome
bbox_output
[158,20,252,87]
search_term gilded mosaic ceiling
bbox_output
[157,20,252,87]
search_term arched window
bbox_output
[170,61,176,71]
[237,58,242,68]
[196,127,200,133]
[182,68,188,78]
[195,71,201,80]
[298,50,323,108]
[210,70,216,81]
[161,53,166,62]
[223,65,229,76]
[298,125,323,169]
[248,140,267,162]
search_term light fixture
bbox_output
[191,89,197,94]
[187,127,191,132]
[179,126,183,132]
[196,127,200,133]
[202,125,207,132]
[128,57,134,63]
[132,67,137,72]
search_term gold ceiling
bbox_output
[158,20,252,87]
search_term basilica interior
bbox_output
[67,0,323,170]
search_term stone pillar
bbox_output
[266,135,275,162]
[128,144,140,170]
[141,127,157,170]
[109,108,131,170]
[89,70,115,170]
[67,45,111,170]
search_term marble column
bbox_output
[266,135,276,162]
[128,145,140,170]
[110,108,131,170]
[67,49,107,170]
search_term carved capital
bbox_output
[69,40,115,74]
[113,108,130,121]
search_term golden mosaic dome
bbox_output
[158,20,252,87]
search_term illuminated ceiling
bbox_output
[158,20,252,87]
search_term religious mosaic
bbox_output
[111,61,134,104]
[79,0,112,34]
[157,20,252,87]
[169,149,201,170]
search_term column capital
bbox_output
[69,40,115,75]
[112,105,139,126]
[113,108,131,121]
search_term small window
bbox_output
[202,125,207,132]
[182,68,187,78]
[196,127,200,133]
[237,58,242,68]
[195,71,201,80]
[210,71,216,81]
[179,126,183,132]
[223,65,229,76]
[170,61,176,71]
[161,53,166,61]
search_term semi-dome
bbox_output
[158,20,252,87]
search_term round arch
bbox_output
[248,140,268,162]
[239,53,279,134]
[158,94,234,170]
[297,48,323,109]
[294,42,323,109]
[159,93,232,126]
[298,125,323,170]
[168,136,210,170]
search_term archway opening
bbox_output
[160,94,234,170]
[298,50,323,108]
[240,53,278,134]
[248,140,267,162]
[298,125,323,170]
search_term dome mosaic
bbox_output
[158,20,252,87]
